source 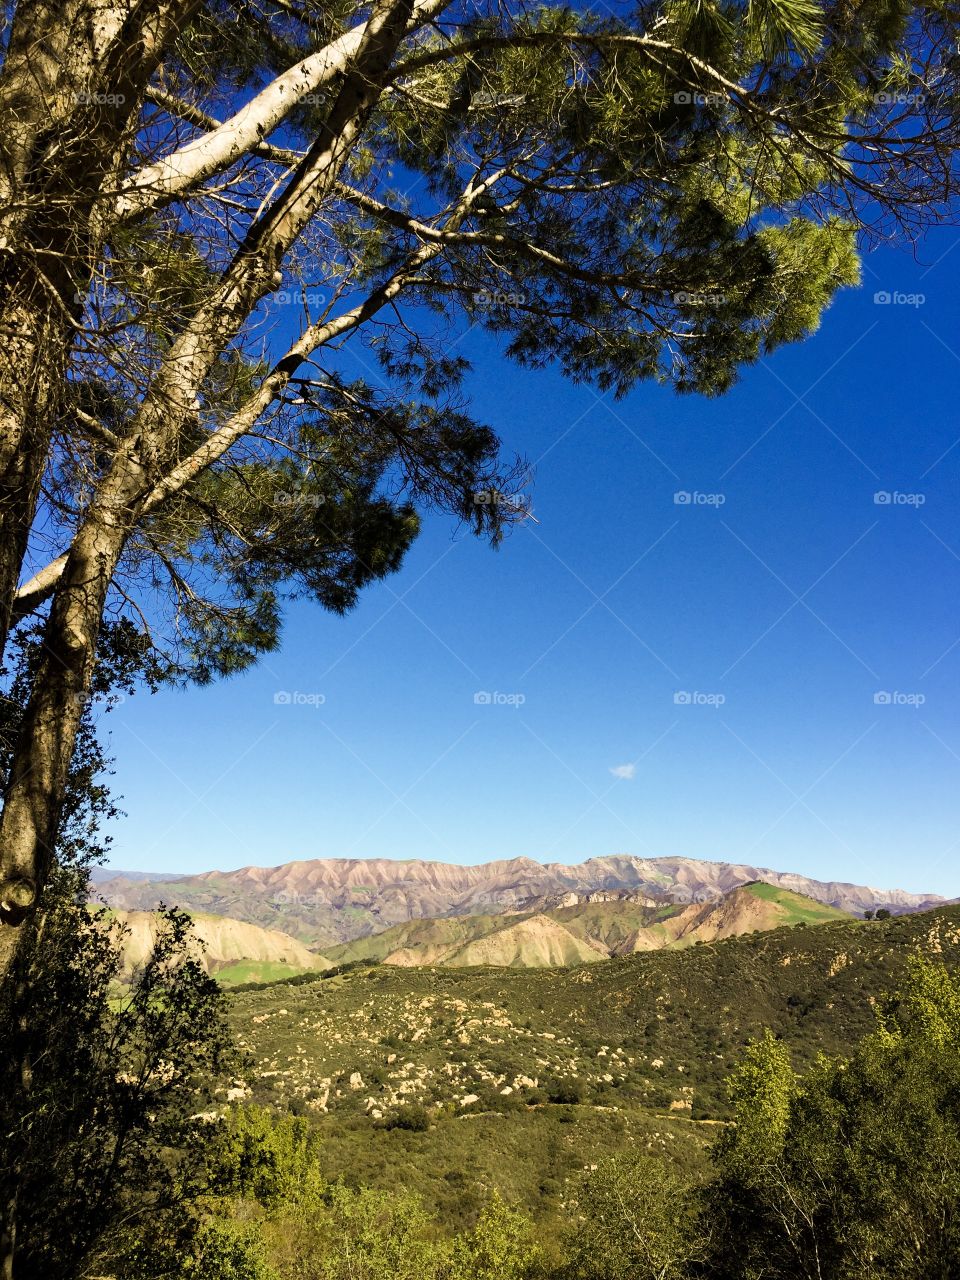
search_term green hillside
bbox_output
[226,904,960,1221]
[215,959,316,986]
[740,880,852,924]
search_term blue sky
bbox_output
[101,227,960,897]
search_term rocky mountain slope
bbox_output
[325,883,850,968]
[109,909,331,983]
[95,854,943,949]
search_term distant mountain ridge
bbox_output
[324,883,851,968]
[95,854,946,949]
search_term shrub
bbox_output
[385,1104,431,1132]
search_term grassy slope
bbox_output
[215,960,313,986]
[228,906,960,1223]
[741,880,852,924]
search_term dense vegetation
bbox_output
[230,905,960,1125]
[4,823,960,1279]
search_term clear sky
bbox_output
[100,226,960,897]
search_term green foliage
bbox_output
[136,376,514,684]
[564,1152,703,1280]
[0,899,237,1279]
[700,959,960,1278]
[212,1105,324,1208]
[546,1078,587,1105]
[262,1181,450,1280]
[717,1029,796,1175]
[1,618,161,878]
[383,1103,432,1132]
[177,1220,277,1280]
[448,1191,542,1280]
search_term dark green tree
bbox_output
[0,900,240,1280]
[699,958,960,1279]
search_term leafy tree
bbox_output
[384,1103,432,1131]
[1,618,265,1278]
[563,1152,704,1280]
[263,1180,450,1280]
[210,1105,325,1209]
[875,908,892,920]
[699,958,960,1279]
[447,1190,542,1280]
[3,0,960,972]
[0,900,239,1279]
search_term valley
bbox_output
[221,903,960,1221]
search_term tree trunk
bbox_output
[0,456,140,977]
[0,0,199,660]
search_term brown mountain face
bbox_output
[94,855,946,950]
[107,909,331,981]
[323,882,852,968]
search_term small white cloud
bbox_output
[609,763,636,780]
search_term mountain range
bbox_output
[95,854,946,950]
[323,882,851,967]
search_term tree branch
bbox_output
[118,0,453,220]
